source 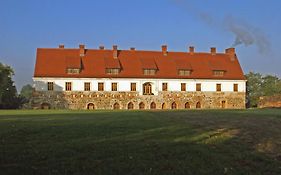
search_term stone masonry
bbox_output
[31,91,246,110]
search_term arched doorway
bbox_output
[162,103,166,109]
[113,103,120,110]
[128,102,134,110]
[171,102,177,109]
[150,102,156,109]
[143,83,152,95]
[185,102,190,109]
[87,103,95,110]
[41,103,51,109]
[196,102,201,109]
[139,102,145,109]
[222,100,226,109]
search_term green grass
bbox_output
[0,109,281,175]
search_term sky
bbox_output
[0,0,281,91]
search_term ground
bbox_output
[0,109,281,175]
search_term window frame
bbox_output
[196,83,201,92]
[111,82,118,91]
[130,83,137,91]
[162,83,168,91]
[233,83,238,92]
[181,83,186,91]
[84,82,91,91]
[98,82,104,91]
[216,83,222,92]
[47,82,54,91]
[65,82,72,91]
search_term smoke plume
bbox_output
[172,0,271,54]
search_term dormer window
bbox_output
[106,68,120,75]
[66,68,80,74]
[213,70,225,77]
[143,69,157,75]
[178,69,192,76]
[65,56,81,74]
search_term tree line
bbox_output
[1,62,281,109]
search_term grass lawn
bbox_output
[0,109,281,175]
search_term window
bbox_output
[106,68,120,75]
[66,68,80,74]
[113,103,120,110]
[128,102,134,110]
[171,102,177,109]
[84,82,91,91]
[65,82,72,91]
[143,69,157,75]
[196,83,201,91]
[47,82,54,91]
[150,102,156,109]
[98,83,104,91]
[178,69,191,76]
[162,83,168,91]
[185,102,190,109]
[143,83,152,95]
[131,83,136,91]
[139,102,145,109]
[196,102,201,109]
[181,83,186,91]
[233,84,238,92]
[216,84,222,92]
[213,70,225,77]
[112,83,117,91]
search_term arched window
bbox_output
[143,83,152,95]
[150,102,156,109]
[185,102,190,109]
[139,102,145,109]
[41,103,51,109]
[196,102,201,109]
[113,103,120,110]
[162,103,166,109]
[87,103,95,110]
[222,100,226,109]
[128,102,134,110]
[171,102,177,109]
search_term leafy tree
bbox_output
[0,63,23,109]
[245,72,263,107]
[20,84,33,100]
[261,75,281,96]
[245,72,281,107]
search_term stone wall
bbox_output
[258,95,281,108]
[31,91,246,110]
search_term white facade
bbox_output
[33,77,246,95]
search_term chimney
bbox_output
[189,46,195,55]
[79,44,85,57]
[113,45,118,59]
[130,47,135,51]
[162,45,167,56]
[59,44,64,49]
[225,48,236,61]
[211,47,216,55]
[99,45,105,50]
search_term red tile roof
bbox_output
[34,46,245,80]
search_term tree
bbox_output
[261,75,281,96]
[245,72,281,107]
[245,72,263,107]
[20,84,33,100]
[0,63,23,109]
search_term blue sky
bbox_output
[0,0,281,90]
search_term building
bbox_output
[32,44,246,110]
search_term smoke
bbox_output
[224,16,270,54]
[172,0,271,54]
